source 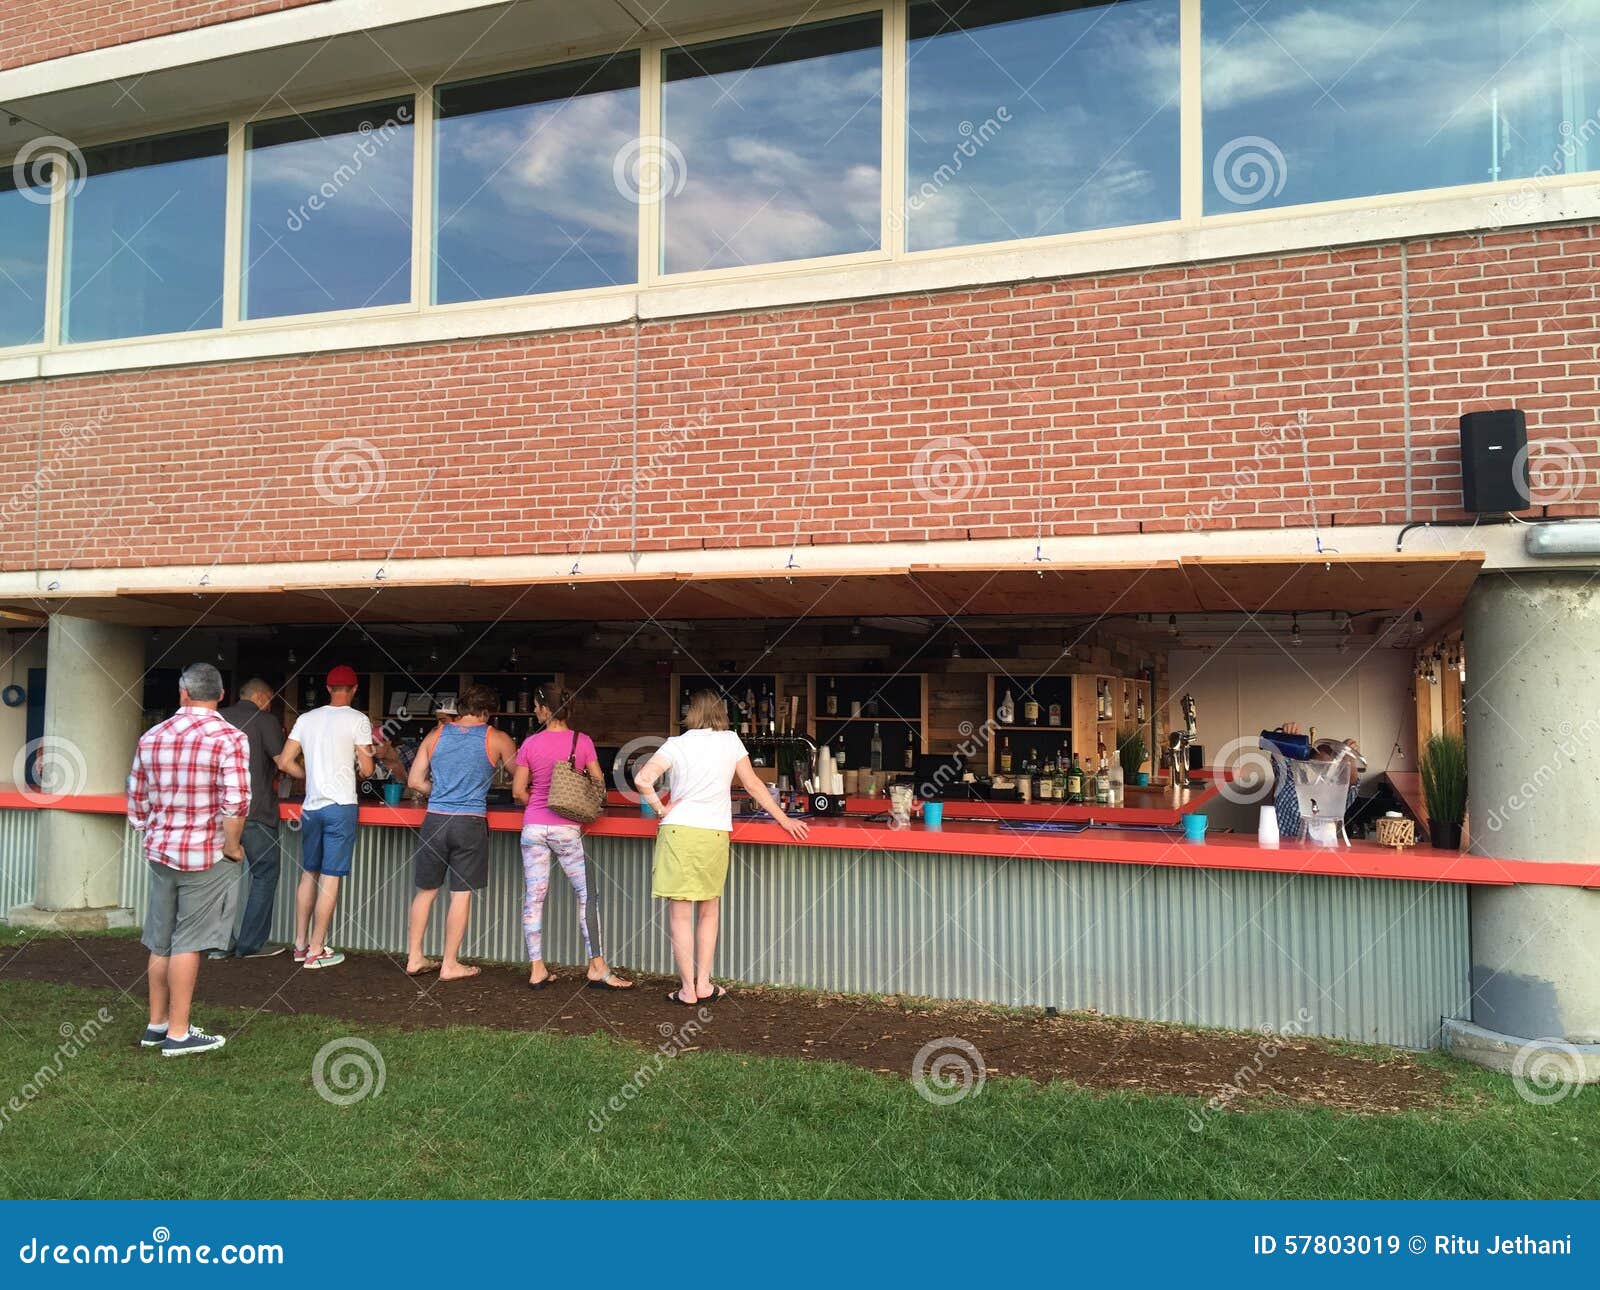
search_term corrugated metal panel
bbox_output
[6,807,1470,1048]
[0,808,39,914]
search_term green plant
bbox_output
[1116,726,1146,780]
[1419,732,1467,828]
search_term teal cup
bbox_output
[382,782,403,806]
[922,801,944,828]
[1182,813,1207,842]
[640,799,657,818]
[1134,772,1150,787]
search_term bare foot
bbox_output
[439,962,481,982]
[697,983,727,1003]
[406,957,439,977]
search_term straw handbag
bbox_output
[548,731,605,824]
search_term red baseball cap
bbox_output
[326,665,359,688]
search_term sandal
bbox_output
[665,989,697,1007]
[406,961,439,978]
[698,985,729,1004]
[527,975,556,991]
[586,972,634,991]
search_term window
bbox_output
[661,15,883,274]
[906,0,1181,251]
[434,53,640,303]
[244,100,414,319]
[0,168,52,348]
[62,128,227,344]
[1204,0,1600,213]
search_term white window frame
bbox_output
[2,0,1599,380]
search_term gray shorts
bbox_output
[413,812,490,892]
[141,858,242,957]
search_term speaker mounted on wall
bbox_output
[1459,408,1529,514]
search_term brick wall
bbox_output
[2,222,1596,573]
[2,0,327,71]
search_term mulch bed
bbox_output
[0,935,1452,1114]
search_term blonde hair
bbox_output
[683,689,730,731]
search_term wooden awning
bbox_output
[0,552,1484,628]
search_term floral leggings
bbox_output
[519,824,602,963]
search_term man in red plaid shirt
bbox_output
[127,662,251,1057]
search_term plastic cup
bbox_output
[640,799,657,818]
[1182,812,1207,842]
[1134,772,1150,787]
[922,801,944,829]
[382,782,403,806]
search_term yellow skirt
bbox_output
[652,824,731,901]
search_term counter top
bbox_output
[8,789,1595,889]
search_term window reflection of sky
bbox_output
[245,103,413,319]
[1204,0,1600,212]
[663,20,883,274]
[434,58,639,303]
[0,179,50,347]
[906,0,1181,251]
[64,132,227,343]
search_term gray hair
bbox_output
[178,662,224,702]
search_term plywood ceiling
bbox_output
[0,552,1484,628]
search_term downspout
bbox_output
[1400,241,1413,523]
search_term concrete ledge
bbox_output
[1443,1018,1600,1087]
[6,904,137,933]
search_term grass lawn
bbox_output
[0,970,1595,1200]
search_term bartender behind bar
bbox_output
[1270,721,1360,839]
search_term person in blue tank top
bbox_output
[404,684,517,981]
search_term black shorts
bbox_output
[413,812,490,892]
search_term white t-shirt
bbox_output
[289,705,374,810]
[655,729,748,833]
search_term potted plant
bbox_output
[1419,732,1467,850]
[1117,726,1148,788]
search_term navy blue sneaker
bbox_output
[140,1026,168,1049]
[161,1027,226,1057]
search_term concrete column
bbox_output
[1444,570,1600,1083]
[7,615,144,931]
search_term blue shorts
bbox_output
[300,803,359,878]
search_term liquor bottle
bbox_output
[1023,692,1040,726]
[1055,750,1069,803]
[902,731,915,770]
[1047,701,1062,727]
[1066,754,1084,804]
[870,723,883,771]
[1094,755,1111,806]
[1136,691,1146,722]
[997,689,1015,725]
[825,677,838,717]
[1123,687,1131,720]
[999,736,1013,774]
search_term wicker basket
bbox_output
[1375,816,1416,850]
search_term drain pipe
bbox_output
[1400,240,1414,523]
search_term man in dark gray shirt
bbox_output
[216,678,301,957]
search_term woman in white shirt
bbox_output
[634,689,807,1006]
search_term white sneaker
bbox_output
[161,1027,227,1057]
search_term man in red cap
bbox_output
[276,665,373,969]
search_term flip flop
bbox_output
[406,962,439,977]
[586,972,634,991]
[665,989,697,1007]
[527,976,556,991]
[698,985,729,1004]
